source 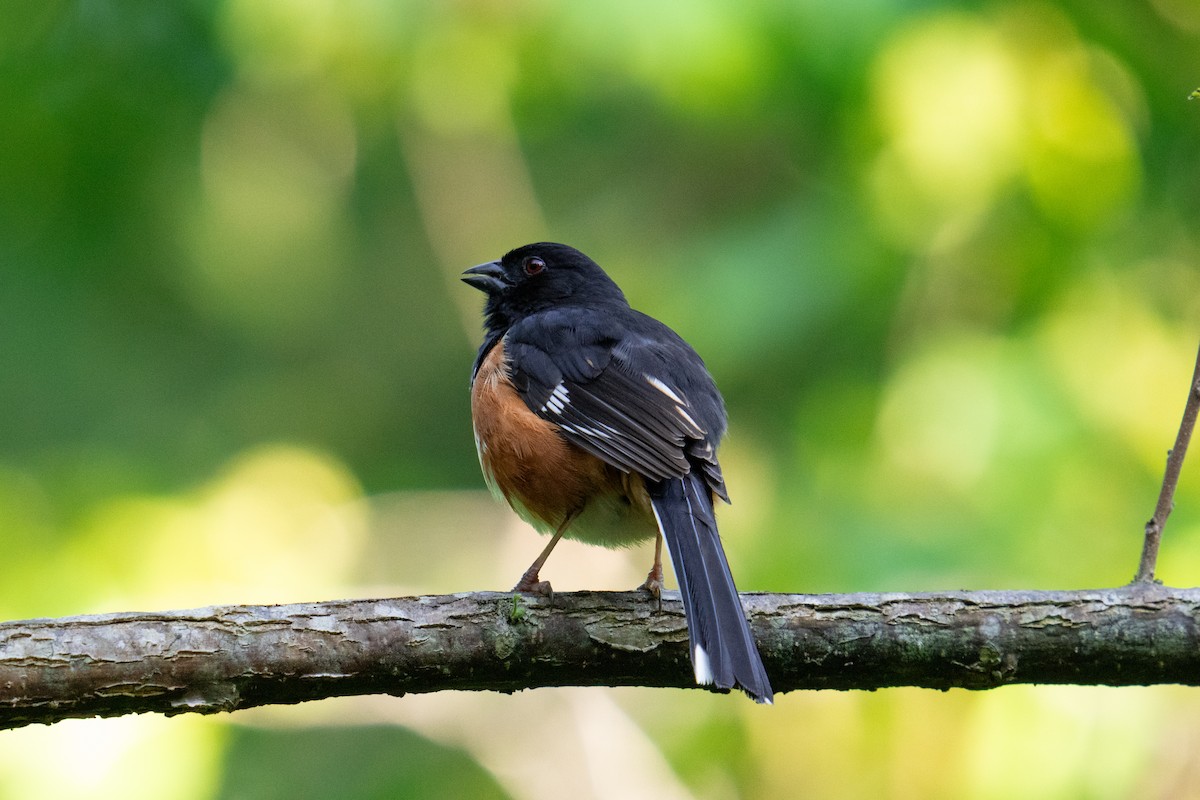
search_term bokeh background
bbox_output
[3,1,1200,797]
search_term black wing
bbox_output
[504,307,730,501]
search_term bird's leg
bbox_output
[513,512,576,596]
[639,531,665,609]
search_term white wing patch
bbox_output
[646,375,704,434]
[540,382,570,415]
[646,375,684,404]
[675,406,701,430]
[560,422,614,440]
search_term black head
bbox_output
[462,243,627,332]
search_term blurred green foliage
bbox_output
[213,726,510,800]
[2,1,1200,798]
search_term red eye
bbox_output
[523,257,546,276]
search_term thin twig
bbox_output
[1134,339,1200,583]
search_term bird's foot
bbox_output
[513,567,554,598]
[639,564,664,610]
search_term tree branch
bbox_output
[3,586,1199,729]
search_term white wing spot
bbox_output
[562,423,613,440]
[646,375,684,404]
[676,405,701,431]
[541,383,570,415]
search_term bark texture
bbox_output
[2,585,1198,729]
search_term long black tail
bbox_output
[650,472,773,704]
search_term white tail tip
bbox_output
[693,644,715,685]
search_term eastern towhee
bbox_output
[463,242,773,703]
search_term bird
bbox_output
[462,242,773,704]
